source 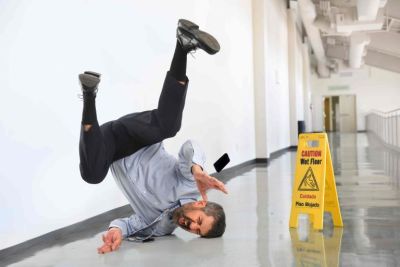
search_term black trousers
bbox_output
[79,72,188,184]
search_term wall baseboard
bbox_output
[270,146,297,160]
[255,158,268,163]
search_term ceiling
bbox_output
[295,0,400,76]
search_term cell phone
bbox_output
[214,153,230,173]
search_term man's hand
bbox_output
[192,164,228,201]
[97,227,123,254]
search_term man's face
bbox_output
[172,201,214,237]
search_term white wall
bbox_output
[0,0,255,249]
[288,9,306,146]
[265,0,291,155]
[252,0,294,158]
[310,66,400,131]
[264,0,292,155]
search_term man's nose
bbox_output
[190,223,199,230]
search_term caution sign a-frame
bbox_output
[289,133,343,230]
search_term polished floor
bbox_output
[6,133,400,267]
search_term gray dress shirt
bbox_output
[109,139,205,238]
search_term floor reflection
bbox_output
[366,133,400,190]
[289,227,343,267]
[328,133,400,266]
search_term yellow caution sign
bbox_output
[289,133,343,230]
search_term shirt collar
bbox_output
[168,198,196,210]
[178,198,196,207]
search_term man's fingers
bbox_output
[111,241,121,251]
[97,245,105,253]
[219,182,228,194]
[210,177,228,194]
[101,247,112,254]
[102,234,112,245]
[105,231,114,244]
[103,245,112,254]
[111,243,120,251]
[197,174,228,199]
[99,243,109,250]
[98,244,112,254]
[215,184,227,194]
[201,190,208,202]
[99,234,113,254]
[111,231,122,251]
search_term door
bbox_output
[324,97,331,131]
[339,95,357,132]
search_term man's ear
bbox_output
[194,201,207,207]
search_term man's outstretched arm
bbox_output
[177,139,228,200]
[191,164,228,201]
[98,214,150,254]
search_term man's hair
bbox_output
[201,201,226,238]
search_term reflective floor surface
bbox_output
[5,133,400,266]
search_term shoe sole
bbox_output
[79,73,100,89]
[196,30,220,55]
[84,71,101,78]
[178,26,220,54]
[178,19,199,30]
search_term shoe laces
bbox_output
[77,88,98,100]
[189,49,197,58]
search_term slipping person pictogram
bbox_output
[298,167,319,191]
[77,19,228,254]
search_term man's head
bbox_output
[172,201,226,238]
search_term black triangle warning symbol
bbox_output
[298,167,319,191]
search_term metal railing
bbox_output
[366,108,400,150]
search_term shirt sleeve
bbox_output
[177,139,206,181]
[109,214,150,238]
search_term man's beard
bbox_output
[172,205,200,230]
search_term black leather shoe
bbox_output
[177,19,220,55]
[79,71,101,97]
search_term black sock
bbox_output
[82,95,98,125]
[169,41,187,82]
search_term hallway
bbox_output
[5,132,400,266]
[2,0,400,265]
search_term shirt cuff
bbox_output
[109,220,128,238]
[191,141,206,168]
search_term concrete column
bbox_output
[288,9,299,146]
[288,8,306,146]
[302,41,313,132]
[252,0,268,158]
